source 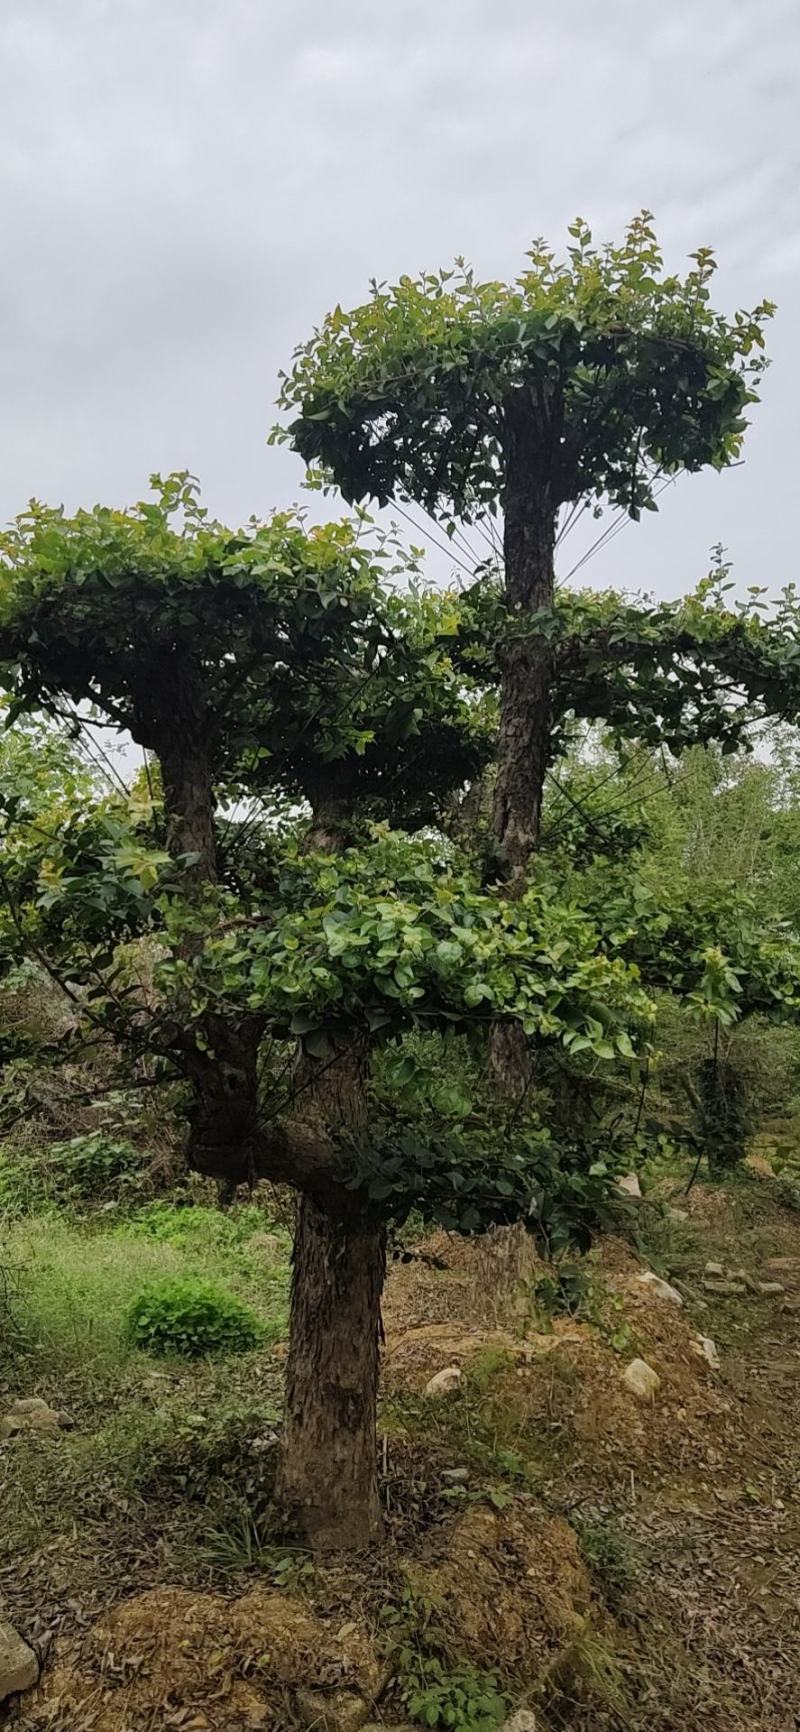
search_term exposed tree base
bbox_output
[276,1195,386,1550]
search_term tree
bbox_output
[5,472,800,1544]
[0,475,660,1548]
[276,214,774,1083]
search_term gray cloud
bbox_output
[1,0,798,596]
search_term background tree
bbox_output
[276,214,774,1084]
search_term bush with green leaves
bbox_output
[401,1656,509,1731]
[0,1129,146,1213]
[124,1276,264,1358]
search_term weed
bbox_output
[465,1345,516,1391]
[571,1510,641,1608]
[381,1591,510,1731]
[0,1131,147,1214]
[125,1276,264,1356]
[545,1631,630,1725]
[0,1213,288,1383]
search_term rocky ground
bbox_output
[1,1163,800,1730]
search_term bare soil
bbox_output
[4,1168,800,1730]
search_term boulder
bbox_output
[636,1272,683,1306]
[423,1365,463,1397]
[622,1358,661,1401]
[0,1620,39,1701]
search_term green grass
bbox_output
[0,1202,291,1573]
[0,1204,290,1392]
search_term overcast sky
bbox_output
[1,0,798,601]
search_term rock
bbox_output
[636,1272,683,1306]
[616,1173,642,1200]
[441,1466,470,1482]
[294,1688,371,1732]
[704,1262,724,1278]
[622,1358,661,1401]
[504,1714,539,1732]
[0,1620,39,1701]
[702,1279,746,1297]
[695,1335,720,1370]
[424,1365,462,1397]
[728,1267,761,1295]
[0,1398,67,1440]
[666,1206,689,1222]
[757,1281,785,1296]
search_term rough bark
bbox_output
[492,394,557,880]
[276,1039,386,1548]
[139,655,217,883]
[490,391,558,1097]
[277,1194,386,1549]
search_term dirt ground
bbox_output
[3,1166,800,1731]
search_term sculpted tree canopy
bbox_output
[0,474,653,1547]
[276,212,774,889]
[0,226,796,1555]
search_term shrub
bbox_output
[124,1276,263,1357]
[0,1130,146,1212]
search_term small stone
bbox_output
[636,1272,683,1306]
[622,1358,661,1401]
[0,1397,64,1440]
[0,1620,39,1701]
[295,1688,371,1732]
[704,1262,725,1278]
[666,1206,689,1222]
[441,1466,469,1482]
[757,1282,785,1296]
[424,1365,462,1397]
[695,1336,720,1370]
[504,1713,539,1731]
[616,1173,642,1200]
[702,1280,746,1297]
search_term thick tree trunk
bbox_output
[492,399,557,879]
[490,395,558,1097]
[277,1195,386,1550]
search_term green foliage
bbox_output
[0,476,489,828]
[0,1130,146,1213]
[451,566,800,760]
[121,1200,287,1253]
[572,1511,642,1608]
[164,828,654,1054]
[276,213,772,525]
[0,1213,281,1381]
[402,1656,509,1730]
[125,1276,263,1357]
[382,1592,509,1730]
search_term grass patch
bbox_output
[571,1509,642,1609]
[0,1207,289,1384]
